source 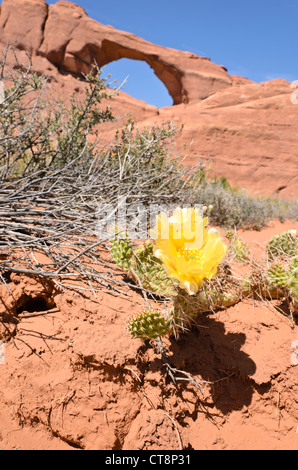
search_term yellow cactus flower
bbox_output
[150,207,227,295]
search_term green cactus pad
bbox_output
[171,262,242,333]
[267,263,291,289]
[130,242,178,297]
[289,255,298,303]
[109,233,133,271]
[266,230,298,260]
[127,309,171,340]
[245,266,287,300]
[173,285,240,319]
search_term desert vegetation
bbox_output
[1,48,298,316]
[1,46,298,451]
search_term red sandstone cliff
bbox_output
[0,0,297,198]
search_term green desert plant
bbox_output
[289,255,298,309]
[266,230,298,260]
[194,179,298,230]
[1,46,298,301]
[0,49,205,293]
[226,230,250,262]
[109,236,178,296]
[109,232,134,271]
[124,235,298,341]
[267,263,291,289]
[242,265,286,301]
[0,57,114,180]
[127,309,172,341]
[129,242,178,297]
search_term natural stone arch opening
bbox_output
[0,0,233,106]
[88,40,185,105]
[102,58,173,108]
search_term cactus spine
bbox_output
[109,232,133,271]
[127,309,172,341]
[266,230,298,260]
[267,263,291,289]
[112,228,298,343]
[130,242,178,297]
[289,255,298,312]
[226,231,250,262]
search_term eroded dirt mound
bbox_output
[0,220,298,450]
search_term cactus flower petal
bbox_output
[151,207,227,295]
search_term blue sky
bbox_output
[47,0,298,107]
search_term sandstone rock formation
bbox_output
[0,0,231,105]
[0,0,297,198]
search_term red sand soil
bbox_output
[0,219,298,450]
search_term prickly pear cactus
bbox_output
[226,231,250,262]
[245,265,287,300]
[127,309,171,341]
[109,233,133,271]
[173,286,240,320]
[172,262,242,332]
[289,255,298,312]
[267,263,291,289]
[109,237,177,296]
[130,242,178,297]
[266,230,298,260]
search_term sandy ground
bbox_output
[0,219,297,450]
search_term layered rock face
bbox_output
[0,0,231,104]
[0,0,297,198]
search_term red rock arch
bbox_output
[75,39,184,105]
[0,0,232,106]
